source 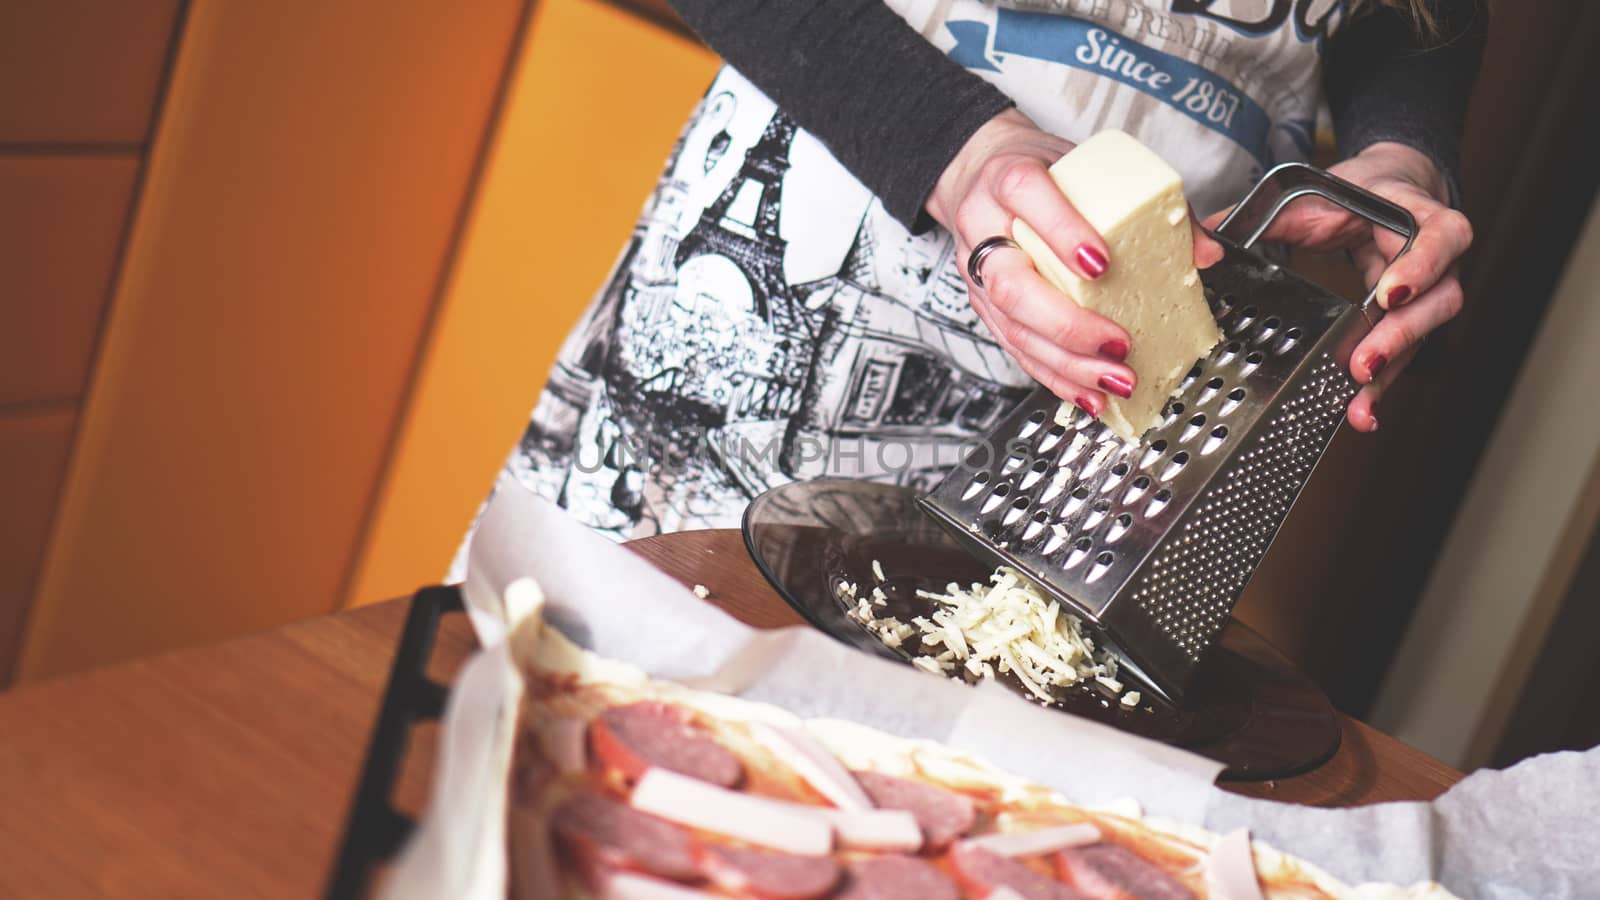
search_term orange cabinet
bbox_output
[13,0,715,683]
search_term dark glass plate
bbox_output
[742,478,1339,782]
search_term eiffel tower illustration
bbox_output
[673,111,806,339]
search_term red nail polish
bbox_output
[1098,373,1134,399]
[1075,395,1098,416]
[1386,284,1412,308]
[1368,353,1388,380]
[1098,338,1129,362]
[1075,244,1108,279]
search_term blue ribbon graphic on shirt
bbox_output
[947,10,1274,165]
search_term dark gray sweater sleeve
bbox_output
[1323,0,1488,200]
[666,0,1015,232]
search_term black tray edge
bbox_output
[325,584,464,900]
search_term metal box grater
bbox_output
[917,163,1416,704]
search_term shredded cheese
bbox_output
[909,567,1121,703]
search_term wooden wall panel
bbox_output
[0,156,141,405]
[16,0,527,682]
[0,1,181,144]
[0,408,76,683]
[346,0,720,605]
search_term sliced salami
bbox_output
[694,844,841,899]
[833,855,961,900]
[1055,844,1196,900]
[550,791,700,882]
[591,701,744,788]
[949,842,1089,900]
[852,771,976,848]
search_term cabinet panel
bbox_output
[16,0,527,682]
[347,0,720,605]
[0,408,75,684]
[0,156,140,405]
[0,1,181,144]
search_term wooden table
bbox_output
[0,530,1462,898]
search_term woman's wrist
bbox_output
[1353,141,1451,204]
[925,108,1066,232]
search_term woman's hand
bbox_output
[1207,142,1472,432]
[927,109,1224,416]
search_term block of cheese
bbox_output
[1012,130,1222,442]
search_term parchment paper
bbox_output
[385,475,1600,899]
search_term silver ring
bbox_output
[967,236,1020,289]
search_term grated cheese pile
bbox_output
[841,566,1125,704]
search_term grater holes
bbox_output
[961,469,991,501]
[1181,413,1207,442]
[1214,292,1236,317]
[1242,350,1265,376]
[1198,377,1225,405]
[1125,475,1152,503]
[1022,508,1049,541]
[1160,451,1190,481]
[980,481,1011,514]
[1039,471,1066,505]
[1084,498,1111,530]
[1102,461,1130,491]
[1128,353,1352,660]
[1002,452,1027,475]
[1220,387,1246,416]
[1139,440,1168,469]
[1019,408,1048,439]
[1064,537,1092,569]
[1038,424,1067,454]
[1160,400,1186,428]
[1217,340,1242,365]
[1145,488,1172,517]
[1019,458,1050,491]
[1087,551,1115,583]
[1277,327,1303,354]
[1179,364,1203,391]
[1106,513,1133,543]
[1063,485,1091,515]
[1002,495,1031,526]
[1257,316,1281,341]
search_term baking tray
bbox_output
[326,585,464,900]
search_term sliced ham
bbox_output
[591,701,744,788]
[551,791,700,883]
[629,768,833,856]
[592,701,745,784]
[949,842,1089,900]
[749,722,872,809]
[960,823,1102,858]
[834,855,962,900]
[853,770,976,848]
[1055,843,1196,900]
[694,844,842,899]
[1204,829,1266,900]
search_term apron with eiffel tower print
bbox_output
[475,0,1345,543]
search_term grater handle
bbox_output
[1215,162,1417,318]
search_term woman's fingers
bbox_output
[977,156,1109,279]
[1190,205,1225,269]
[1348,269,1463,384]
[968,289,1109,415]
[1369,204,1473,309]
[977,248,1134,362]
[1345,344,1417,432]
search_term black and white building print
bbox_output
[505,69,1032,539]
